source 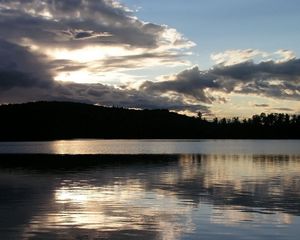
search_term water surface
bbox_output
[0,140,300,239]
[0,139,299,154]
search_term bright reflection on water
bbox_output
[0,139,300,154]
[0,141,300,239]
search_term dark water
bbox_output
[0,140,300,239]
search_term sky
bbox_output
[0,0,299,118]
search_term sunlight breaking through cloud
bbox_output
[0,0,299,116]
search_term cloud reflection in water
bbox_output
[0,153,299,239]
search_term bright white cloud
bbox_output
[275,49,296,63]
[211,49,297,66]
[211,49,266,66]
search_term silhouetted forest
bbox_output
[0,101,299,140]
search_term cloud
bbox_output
[272,107,294,112]
[275,50,296,63]
[0,39,53,89]
[0,0,195,81]
[211,49,296,66]
[0,0,298,116]
[254,104,269,107]
[213,59,300,100]
[0,0,155,48]
[140,66,221,104]
[140,58,300,106]
[0,0,206,114]
[253,105,295,113]
[211,49,267,66]
[0,80,209,114]
[0,39,207,113]
[62,29,112,40]
[1,34,299,115]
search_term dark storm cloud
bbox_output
[141,59,300,104]
[212,59,300,82]
[141,66,220,103]
[0,80,208,113]
[79,83,209,112]
[0,39,53,89]
[216,60,300,100]
[210,60,300,100]
[0,0,174,49]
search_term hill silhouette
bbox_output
[0,101,299,140]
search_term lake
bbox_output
[0,140,300,239]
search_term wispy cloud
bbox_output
[211,49,296,66]
[211,49,267,66]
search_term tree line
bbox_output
[197,112,300,139]
[201,113,300,127]
[0,101,299,140]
